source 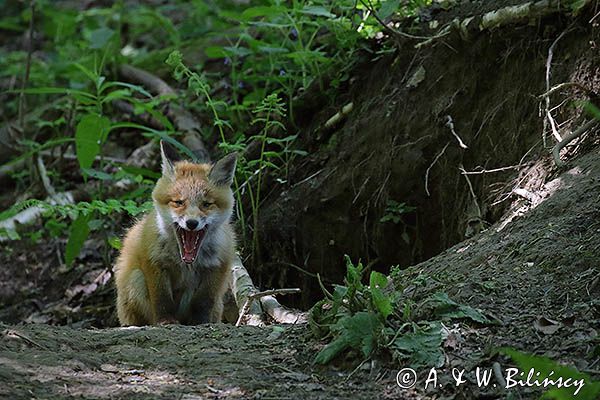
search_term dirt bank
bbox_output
[256,5,600,308]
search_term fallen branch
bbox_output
[235,288,302,326]
[227,255,306,326]
[0,192,76,241]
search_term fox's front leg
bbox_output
[146,268,178,324]
[187,264,231,324]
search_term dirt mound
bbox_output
[256,8,600,308]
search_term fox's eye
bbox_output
[172,200,185,206]
[202,201,213,208]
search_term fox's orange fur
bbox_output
[114,142,237,325]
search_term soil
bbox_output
[0,324,391,399]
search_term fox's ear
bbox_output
[160,140,181,177]
[209,153,237,186]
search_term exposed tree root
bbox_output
[552,119,599,167]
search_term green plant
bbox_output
[311,256,490,366]
[166,51,306,257]
[380,200,416,224]
[0,198,152,265]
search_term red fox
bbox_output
[114,141,237,325]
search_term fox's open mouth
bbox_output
[174,225,207,264]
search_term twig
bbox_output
[414,24,453,49]
[424,142,449,197]
[235,288,301,326]
[461,165,520,175]
[444,115,468,149]
[118,64,175,96]
[543,30,569,144]
[36,155,56,197]
[459,166,481,218]
[291,169,323,188]
[40,150,127,164]
[3,329,45,349]
[18,0,36,130]
[552,119,599,167]
[538,82,592,99]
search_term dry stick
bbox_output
[118,64,175,96]
[538,82,592,99]
[461,165,520,175]
[235,288,301,326]
[36,156,56,197]
[552,119,599,167]
[445,115,468,149]
[0,190,86,241]
[424,142,450,197]
[18,0,36,130]
[492,362,507,388]
[543,30,569,145]
[459,166,482,219]
[3,329,45,349]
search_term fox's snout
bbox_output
[186,219,199,230]
[173,213,208,231]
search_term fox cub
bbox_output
[114,141,237,325]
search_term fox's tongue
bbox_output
[179,228,206,264]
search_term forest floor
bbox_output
[2,150,600,399]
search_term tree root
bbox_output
[552,119,599,167]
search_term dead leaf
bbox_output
[534,316,561,335]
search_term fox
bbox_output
[114,140,237,326]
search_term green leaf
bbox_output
[101,89,132,104]
[392,323,444,367]
[205,46,253,58]
[108,236,122,250]
[315,312,381,364]
[88,27,115,49]
[75,114,111,170]
[17,87,95,99]
[65,214,91,266]
[119,165,161,179]
[370,271,392,318]
[298,6,336,18]
[379,0,400,19]
[81,168,113,180]
[241,6,286,20]
[430,292,489,324]
[583,102,600,120]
